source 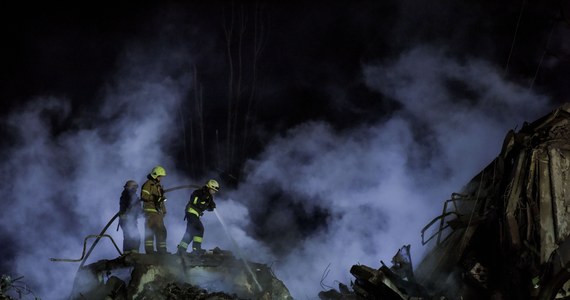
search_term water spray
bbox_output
[213,209,263,292]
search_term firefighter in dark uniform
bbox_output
[119,180,141,254]
[141,165,168,254]
[176,179,219,255]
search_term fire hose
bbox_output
[51,183,265,295]
[50,184,200,266]
[49,234,122,262]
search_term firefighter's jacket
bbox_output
[120,189,142,217]
[141,175,166,215]
[185,187,215,218]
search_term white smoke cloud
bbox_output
[0,18,558,300]
[0,37,198,298]
[220,45,553,298]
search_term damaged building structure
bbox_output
[321,103,570,299]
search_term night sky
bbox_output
[1,1,569,298]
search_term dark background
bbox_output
[1,1,569,297]
[2,1,569,180]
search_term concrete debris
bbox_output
[319,245,428,300]
[70,247,292,300]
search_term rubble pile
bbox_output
[70,247,292,300]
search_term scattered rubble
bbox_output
[318,245,428,300]
[318,282,356,300]
[0,275,38,300]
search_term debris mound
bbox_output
[70,247,292,299]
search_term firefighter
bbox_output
[176,179,219,255]
[141,165,168,254]
[119,180,142,254]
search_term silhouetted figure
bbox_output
[119,180,141,254]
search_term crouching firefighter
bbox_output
[119,180,142,254]
[141,165,168,254]
[177,179,219,255]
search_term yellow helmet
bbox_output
[206,179,220,191]
[150,166,166,179]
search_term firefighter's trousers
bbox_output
[119,214,140,253]
[178,213,204,251]
[144,212,167,253]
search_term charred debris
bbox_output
[0,275,39,300]
[69,247,292,299]
[321,103,570,299]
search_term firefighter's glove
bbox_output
[207,202,216,211]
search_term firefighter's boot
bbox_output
[191,242,205,255]
[191,236,204,255]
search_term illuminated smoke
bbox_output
[217,46,551,298]
[0,3,559,300]
[0,35,194,299]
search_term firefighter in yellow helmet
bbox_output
[141,165,168,254]
[176,179,219,255]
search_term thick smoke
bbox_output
[0,37,196,298]
[0,2,563,300]
[220,46,552,298]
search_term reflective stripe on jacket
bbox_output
[185,187,214,217]
[141,175,166,214]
